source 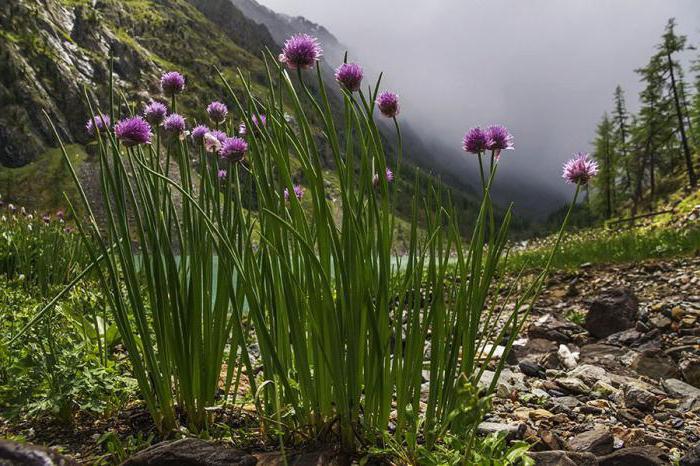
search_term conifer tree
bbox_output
[592,114,616,218]
[612,86,632,196]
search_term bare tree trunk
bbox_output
[667,52,697,187]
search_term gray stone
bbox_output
[568,427,614,456]
[631,349,679,380]
[569,364,610,387]
[121,439,257,466]
[477,421,525,440]
[680,442,700,466]
[529,313,585,343]
[528,451,598,466]
[623,383,657,410]
[598,446,665,466]
[584,288,639,339]
[0,440,78,466]
[663,378,700,399]
[555,376,590,395]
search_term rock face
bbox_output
[0,439,78,466]
[121,438,257,466]
[584,288,639,339]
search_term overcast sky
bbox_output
[258,0,700,210]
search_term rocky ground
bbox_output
[479,256,700,465]
[2,256,699,465]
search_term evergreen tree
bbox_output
[611,86,631,197]
[592,113,616,218]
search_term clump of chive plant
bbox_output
[38,32,587,458]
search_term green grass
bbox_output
[508,225,700,272]
[0,144,88,214]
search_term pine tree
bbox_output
[657,18,696,187]
[592,114,616,218]
[611,86,631,197]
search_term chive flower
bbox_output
[463,127,488,154]
[115,116,152,146]
[163,113,187,138]
[485,125,514,152]
[191,125,210,143]
[279,34,322,70]
[85,113,111,137]
[143,101,168,125]
[160,71,185,97]
[207,101,228,124]
[203,132,222,153]
[219,137,248,162]
[563,152,598,185]
[238,122,247,136]
[217,169,227,179]
[284,185,305,201]
[376,91,400,118]
[252,114,266,130]
[373,168,394,187]
[335,63,363,92]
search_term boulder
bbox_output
[623,383,657,410]
[584,288,639,339]
[528,451,598,466]
[121,439,257,466]
[568,427,614,456]
[0,440,78,466]
[663,378,700,399]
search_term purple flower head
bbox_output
[335,63,363,92]
[219,137,248,162]
[85,113,111,137]
[463,127,488,154]
[485,125,514,152]
[115,116,152,147]
[372,168,395,187]
[56,209,65,220]
[191,124,210,143]
[284,184,305,201]
[203,132,222,153]
[563,152,598,185]
[163,113,186,137]
[143,101,168,125]
[217,169,227,179]
[238,122,247,136]
[160,71,185,97]
[42,214,50,224]
[207,101,228,124]
[376,91,400,118]
[279,34,322,70]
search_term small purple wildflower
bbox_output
[85,113,111,137]
[376,91,400,118]
[563,152,598,185]
[279,34,322,70]
[163,113,187,138]
[217,169,227,179]
[284,184,305,201]
[207,101,228,124]
[485,125,514,152]
[42,214,50,224]
[191,124,210,143]
[143,101,168,125]
[115,116,152,147]
[210,130,227,143]
[56,209,65,220]
[463,127,488,154]
[335,63,363,92]
[160,71,185,97]
[219,137,248,162]
[238,122,247,136]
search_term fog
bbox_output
[258,0,700,214]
